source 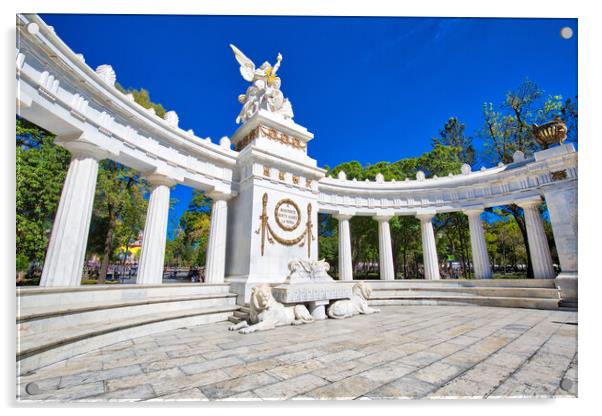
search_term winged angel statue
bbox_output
[230,44,294,124]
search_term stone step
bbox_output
[372,287,559,299]
[228,316,243,324]
[363,279,557,289]
[368,295,559,310]
[17,283,232,317]
[17,304,240,376]
[18,294,238,336]
[233,310,248,319]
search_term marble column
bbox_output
[518,199,555,279]
[374,215,395,280]
[334,213,354,281]
[417,213,440,280]
[543,184,577,277]
[205,193,231,284]
[40,144,105,287]
[464,209,492,279]
[136,175,175,285]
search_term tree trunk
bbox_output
[508,205,533,278]
[98,209,116,284]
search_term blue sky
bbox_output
[39,14,577,237]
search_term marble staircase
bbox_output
[17,283,239,375]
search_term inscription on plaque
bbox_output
[275,199,301,231]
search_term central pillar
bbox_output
[374,215,395,280]
[40,143,105,287]
[464,208,492,279]
[518,199,555,279]
[417,212,440,280]
[136,175,175,285]
[205,193,231,284]
[334,213,353,281]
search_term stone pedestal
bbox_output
[465,209,492,279]
[334,213,354,281]
[418,212,440,280]
[225,111,325,303]
[375,215,395,280]
[518,199,555,279]
[308,300,329,320]
[136,175,174,285]
[40,144,104,287]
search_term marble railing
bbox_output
[317,148,577,216]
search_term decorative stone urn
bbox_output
[531,116,568,149]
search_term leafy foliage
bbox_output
[16,118,70,277]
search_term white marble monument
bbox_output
[225,46,326,303]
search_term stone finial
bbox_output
[187,129,194,135]
[337,171,347,180]
[512,150,525,162]
[416,171,425,181]
[448,173,454,177]
[164,111,179,128]
[376,173,384,183]
[26,22,39,35]
[461,163,472,175]
[480,166,487,171]
[147,107,156,116]
[95,64,116,87]
[75,53,85,63]
[405,177,410,182]
[497,161,505,167]
[126,93,134,101]
[433,175,438,179]
[219,136,231,149]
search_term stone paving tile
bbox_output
[365,376,437,399]
[106,366,185,392]
[87,384,156,401]
[151,369,232,396]
[146,387,208,401]
[266,358,326,380]
[223,358,282,378]
[412,361,464,385]
[180,356,244,375]
[58,363,142,388]
[19,381,105,402]
[200,371,279,399]
[253,373,329,399]
[18,306,578,402]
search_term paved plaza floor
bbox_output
[17,305,578,401]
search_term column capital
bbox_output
[206,190,235,201]
[516,197,543,210]
[333,212,354,221]
[373,215,393,223]
[145,173,177,188]
[463,207,485,217]
[60,139,108,161]
[416,209,437,222]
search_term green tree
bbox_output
[87,161,147,283]
[115,83,167,118]
[433,117,476,165]
[16,118,70,280]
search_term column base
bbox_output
[555,273,578,306]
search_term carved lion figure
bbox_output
[327,281,380,319]
[228,284,314,334]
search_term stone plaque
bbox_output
[274,199,301,231]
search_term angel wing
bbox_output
[230,44,255,82]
